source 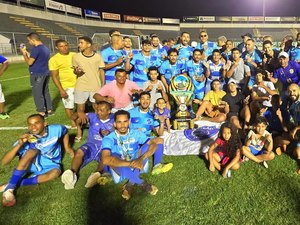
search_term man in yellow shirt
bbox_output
[49,40,77,127]
[195,79,227,122]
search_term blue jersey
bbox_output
[185,60,206,99]
[196,42,218,59]
[101,47,125,84]
[151,47,167,62]
[130,52,162,87]
[273,61,300,91]
[290,47,300,62]
[173,44,193,62]
[25,124,67,164]
[207,60,225,80]
[241,49,263,76]
[102,129,150,161]
[29,45,50,76]
[0,55,7,64]
[129,107,159,136]
[122,49,140,57]
[86,113,114,146]
[159,60,186,85]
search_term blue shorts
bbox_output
[249,146,267,156]
[29,154,61,176]
[79,142,102,169]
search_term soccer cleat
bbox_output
[97,173,112,186]
[0,183,8,193]
[85,172,101,188]
[0,113,10,119]
[122,182,134,200]
[151,163,173,175]
[61,169,77,190]
[2,189,16,207]
[140,182,158,196]
[262,161,269,169]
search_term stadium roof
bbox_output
[59,0,300,18]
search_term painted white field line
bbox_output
[1,75,29,82]
[0,125,75,130]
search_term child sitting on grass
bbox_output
[207,122,242,178]
[242,116,275,168]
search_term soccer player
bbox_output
[185,49,208,101]
[1,114,73,207]
[0,54,9,119]
[262,40,280,73]
[49,40,77,127]
[159,48,186,91]
[241,39,263,88]
[151,34,167,62]
[125,39,161,87]
[290,32,300,63]
[237,33,252,53]
[101,110,165,200]
[20,32,53,117]
[196,31,218,59]
[122,36,140,56]
[173,32,194,62]
[61,101,114,189]
[101,34,125,84]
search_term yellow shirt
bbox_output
[203,90,226,107]
[48,52,76,89]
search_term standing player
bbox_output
[49,40,77,127]
[196,31,218,59]
[173,32,194,62]
[151,34,167,62]
[61,101,114,189]
[1,114,73,207]
[0,54,9,119]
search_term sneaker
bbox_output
[262,161,269,169]
[47,111,55,117]
[242,156,249,162]
[275,147,282,155]
[152,163,173,175]
[2,189,16,207]
[122,182,134,200]
[61,169,77,190]
[85,172,101,188]
[227,170,231,178]
[0,113,10,119]
[0,183,8,193]
[140,182,158,196]
[97,173,112,186]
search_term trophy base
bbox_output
[173,119,194,130]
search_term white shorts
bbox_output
[74,90,96,104]
[0,83,5,103]
[62,88,75,109]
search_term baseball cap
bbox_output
[228,78,237,84]
[241,33,252,39]
[278,51,289,58]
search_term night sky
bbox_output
[58,0,300,18]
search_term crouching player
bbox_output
[1,114,73,207]
[101,110,164,200]
[61,101,114,189]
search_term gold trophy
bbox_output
[169,74,194,130]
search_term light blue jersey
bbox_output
[196,42,218,59]
[102,129,150,161]
[173,44,194,62]
[290,47,300,62]
[101,47,125,83]
[17,124,67,175]
[159,60,186,85]
[185,60,206,99]
[129,107,159,136]
[130,52,162,87]
[151,47,167,62]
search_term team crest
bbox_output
[290,69,294,74]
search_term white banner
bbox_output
[66,4,81,15]
[162,18,180,24]
[248,16,264,22]
[45,0,65,12]
[198,16,215,22]
[232,16,248,22]
[264,17,281,22]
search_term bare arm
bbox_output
[50,70,68,99]
[208,142,219,171]
[0,60,9,76]
[20,48,35,66]
[62,132,74,158]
